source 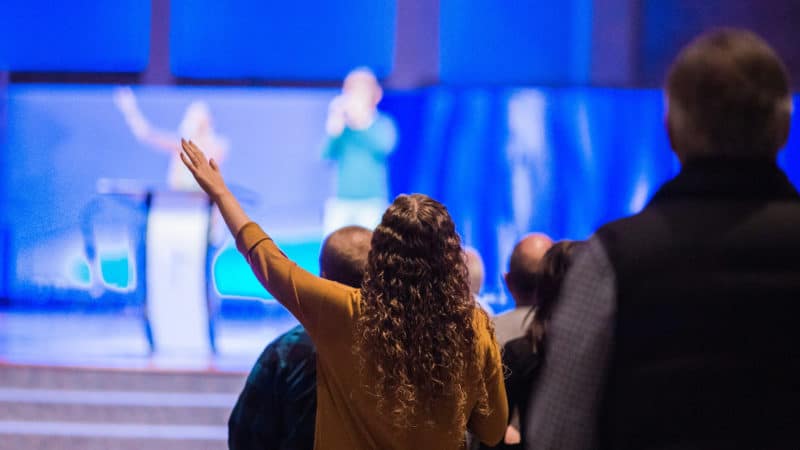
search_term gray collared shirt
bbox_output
[493,306,534,346]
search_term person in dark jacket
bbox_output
[525,28,800,450]
[481,241,583,450]
[228,225,372,450]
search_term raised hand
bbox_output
[180,138,229,200]
[325,95,347,136]
[112,86,137,112]
[113,87,151,139]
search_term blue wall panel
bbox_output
[0,80,6,300]
[639,0,800,87]
[440,0,593,85]
[0,1,150,72]
[170,0,397,80]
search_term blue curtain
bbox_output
[383,88,798,298]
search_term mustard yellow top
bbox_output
[236,222,508,449]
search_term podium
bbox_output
[145,191,214,356]
[95,180,215,356]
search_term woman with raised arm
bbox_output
[179,139,507,449]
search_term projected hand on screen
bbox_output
[113,88,150,139]
[326,96,347,136]
[113,87,230,191]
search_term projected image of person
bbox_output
[505,91,552,237]
[113,86,230,191]
[80,88,230,300]
[495,91,554,295]
[322,68,397,234]
[83,88,233,352]
[113,86,233,246]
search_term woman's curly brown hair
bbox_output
[355,194,492,430]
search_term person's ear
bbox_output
[665,109,686,164]
[503,273,514,293]
[773,108,792,155]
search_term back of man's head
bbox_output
[666,28,792,161]
[463,247,485,296]
[320,226,373,288]
[505,233,553,307]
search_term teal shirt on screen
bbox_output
[322,113,397,200]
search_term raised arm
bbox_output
[115,87,180,153]
[180,139,250,236]
[376,115,398,153]
[321,96,346,161]
[359,114,397,155]
[179,139,354,342]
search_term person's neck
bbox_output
[680,153,777,169]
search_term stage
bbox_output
[0,309,296,450]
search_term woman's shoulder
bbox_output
[471,306,494,337]
[320,282,361,318]
[472,307,502,362]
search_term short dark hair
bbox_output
[506,239,547,298]
[506,251,540,297]
[319,226,372,289]
[666,28,792,159]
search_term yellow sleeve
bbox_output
[468,329,509,446]
[235,222,357,345]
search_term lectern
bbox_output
[95,179,215,356]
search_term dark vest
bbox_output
[595,158,800,450]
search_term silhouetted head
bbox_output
[356,193,493,429]
[343,67,383,107]
[504,233,554,307]
[319,226,372,288]
[665,28,792,162]
[463,247,485,296]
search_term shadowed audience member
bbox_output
[494,233,553,346]
[526,29,800,450]
[476,234,553,450]
[464,246,494,315]
[489,241,583,450]
[228,226,372,450]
